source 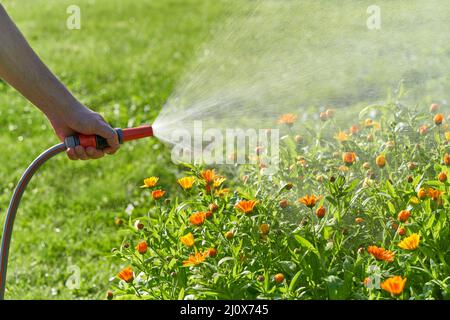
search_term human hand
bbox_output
[47,103,120,160]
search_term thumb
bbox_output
[94,120,120,151]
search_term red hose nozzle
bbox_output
[64,125,153,149]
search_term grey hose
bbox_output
[0,142,66,299]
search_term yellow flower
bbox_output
[141,176,159,188]
[381,276,407,295]
[213,177,226,187]
[180,233,195,247]
[215,188,230,197]
[398,233,420,250]
[334,131,348,142]
[183,252,207,267]
[445,131,450,141]
[409,197,420,205]
[177,177,195,190]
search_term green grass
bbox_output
[0,0,228,299]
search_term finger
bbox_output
[67,148,79,160]
[86,147,105,159]
[95,122,120,152]
[74,145,89,160]
[103,147,118,155]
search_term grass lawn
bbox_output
[0,0,228,299]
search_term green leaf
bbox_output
[295,235,320,258]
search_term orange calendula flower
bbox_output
[397,210,411,223]
[189,212,207,226]
[349,125,360,134]
[428,188,443,201]
[434,113,444,125]
[205,248,217,257]
[342,152,356,165]
[180,232,195,247]
[367,245,395,262]
[152,189,165,200]
[136,240,148,254]
[201,169,217,184]
[438,171,447,182]
[141,176,159,188]
[398,233,420,250]
[177,177,196,190]
[376,154,386,168]
[445,153,450,166]
[278,113,297,126]
[182,252,207,267]
[334,131,348,142]
[117,266,134,283]
[235,200,257,214]
[417,188,427,199]
[298,194,318,208]
[381,276,407,295]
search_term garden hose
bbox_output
[0,125,153,299]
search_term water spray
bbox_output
[0,125,154,299]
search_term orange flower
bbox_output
[398,233,420,250]
[225,230,234,240]
[316,206,326,219]
[141,176,159,188]
[342,152,356,165]
[260,223,270,235]
[278,113,297,126]
[205,248,217,257]
[117,266,134,283]
[367,245,395,262]
[349,125,360,134]
[177,177,195,190]
[397,210,411,223]
[201,169,217,184]
[417,188,427,199]
[381,276,407,295]
[274,273,285,283]
[135,240,148,254]
[355,217,364,224]
[298,194,318,208]
[445,153,450,165]
[182,252,207,267]
[189,212,206,226]
[152,189,165,200]
[180,233,195,247]
[376,154,386,168]
[235,200,257,214]
[434,113,444,125]
[428,188,443,201]
[438,171,447,182]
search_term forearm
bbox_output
[0,4,82,119]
